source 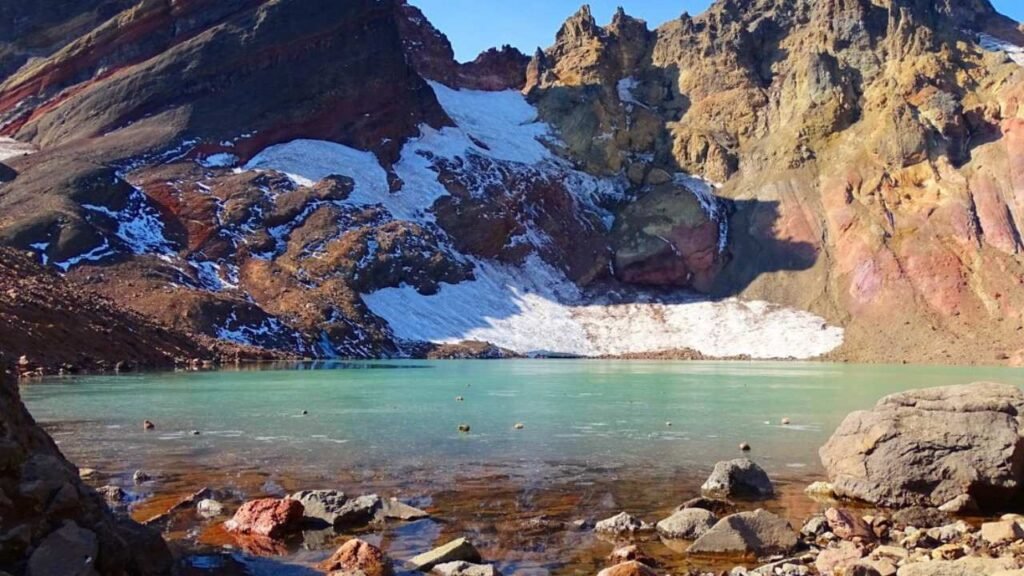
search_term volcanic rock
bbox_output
[224,498,305,538]
[701,459,775,499]
[655,508,717,540]
[319,538,392,576]
[688,509,799,557]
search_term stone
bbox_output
[850,560,894,576]
[930,543,966,560]
[655,508,716,539]
[597,561,659,576]
[26,521,98,576]
[513,423,525,430]
[143,420,155,430]
[409,538,482,571]
[980,520,1024,545]
[678,497,734,515]
[595,512,653,534]
[197,499,224,518]
[688,509,799,556]
[891,507,950,529]
[289,490,349,526]
[805,482,837,500]
[97,485,126,503]
[820,383,1024,509]
[607,545,654,565]
[78,468,97,479]
[458,424,471,433]
[825,508,876,541]
[380,497,429,521]
[938,494,979,514]
[224,498,305,538]
[801,515,829,537]
[319,538,393,576]
[336,494,383,526]
[132,470,151,484]
[432,562,501,576]
[701,459,774,499]
[815,541,864,576]
[895,557,1017,576]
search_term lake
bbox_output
[20,360,1024,575]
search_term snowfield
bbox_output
[363,255,843,360]
[244,81,845,359]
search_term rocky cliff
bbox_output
[0,0,1021,364]
[0,365,172,573]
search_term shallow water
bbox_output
[21,360,1024,574]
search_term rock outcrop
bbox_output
[820,382,1024,510]
[0,365,172,574]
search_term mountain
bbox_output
[0,0,1022,364]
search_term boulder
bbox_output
[596,561,659,576]
[26,521,98,576]
[224,498,304,538]
[319,538,392,576]
[408,538,482,571]
[337,494,383,526]
[688,509,798,556]
[607,545,654,565]
[655,508,716,539]
[289,489,348,525]
[820,383,1024,509]
[197,499,224,518]
[595,512,653,534]
[432,561,501,576]
[701,459,774,499]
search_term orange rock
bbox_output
[224,498,304,539]
[319,538,393,576]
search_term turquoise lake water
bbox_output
[19,361,1024,575]
[22,360,1023,486]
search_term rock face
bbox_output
[0,0,1023,364]
[688,509,799,557]
[0,366,172,574]
[224,498,305,538]
[701,459,775,499]
[820,382,1024,509]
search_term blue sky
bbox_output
[413,0,1024,62]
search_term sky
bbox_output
[413,0,1024,62]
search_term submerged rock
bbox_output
[678,496,734,515]
[701,458,774,499]
[224,498,305,538]
[688,509,798,556]
[379,497,429,521]
[655,508,716,539]
[825,508,875,541]
[597,561,659,576]
[409,538,482,571]
[595,512,653,535]
[319,538,393,576]
[820,383,1024,510]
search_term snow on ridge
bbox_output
[979,33,1024,66]
[674,173,729,253]
[0,137,36,161]
[363,254,844,360]
[617,77,648,110]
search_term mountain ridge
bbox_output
[0,0,1021,365]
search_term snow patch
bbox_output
[81,186,174,257]
[674,173,729,253]
[200,153,239,168]
[617,77,648,110]
[364,255,844,360]
[0,137,36,161]
[53,239,117,272]
[979,33,1024,66]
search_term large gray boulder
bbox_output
[820,382,1024,510]
[687,509,798,556]
[701,459,774,499]
[289,490,348,526]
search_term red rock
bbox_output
[319,538,393,576]
[826,508,876,542]
[224,498,304,539]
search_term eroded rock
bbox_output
[701,459,774,499]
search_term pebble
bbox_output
[456,396,465,402]
[132,470,151,485]
[782,417,792,425]
[190,430,201,436]
[739,442,751,451]
[458,424,471,433]
[143,420,155,431]
[514,423,525,430]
